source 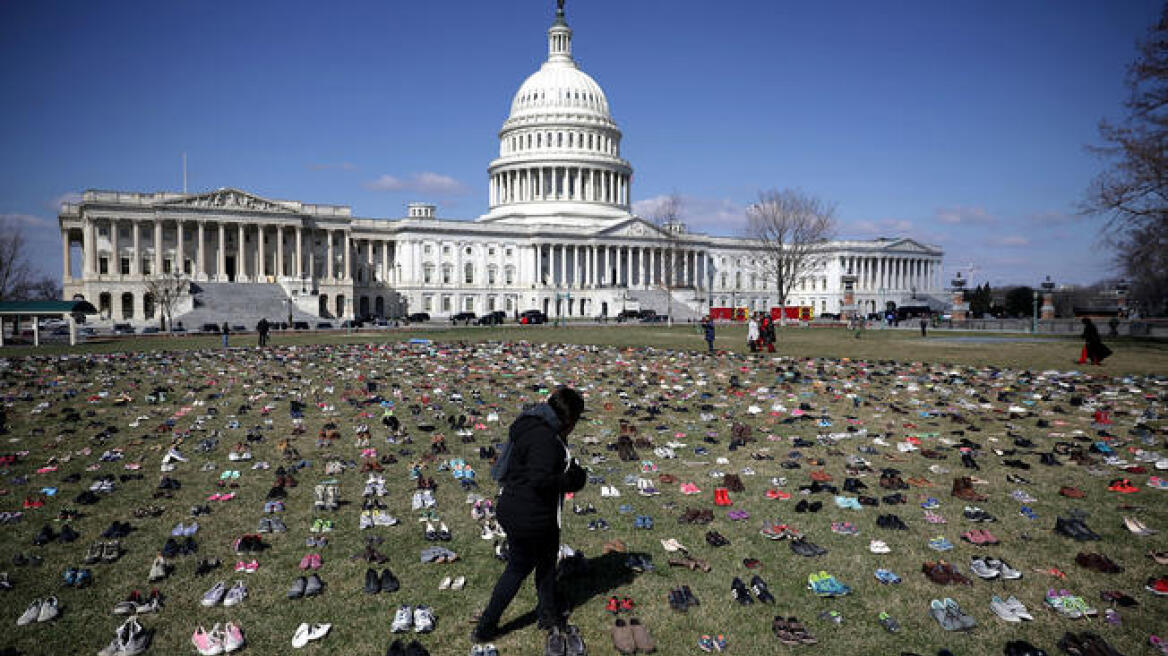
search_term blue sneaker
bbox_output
[63,567,78,586]
[1019,506,1038,520]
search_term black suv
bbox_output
[407,312,430,323]
[200,323,221,333]
[519,310,548,325]
[475,311,507,326]
[451,312,476,324]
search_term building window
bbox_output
[142,259,152,275]
[487,296,496,311]
[441,295,452,312]
[99,257,109,275]
[465,247,472,256]
[464,263,474,284]
[505,248,513,257]
[163,259,172,274]
[464,297,474,312]
[442,246,451,256]
[441,265,452,284]
[422,295,433,312]
[504,266,515,285]
[120,257,130,275]
[423,244,433,255]
[488,247,496,257]
[487,267,497,285]
[505,296,514,312]
[422,264,434,284]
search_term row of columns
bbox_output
[490,166,629,207]
[534,243,705,289]
[67,218,381,284]
[841,255,939,293]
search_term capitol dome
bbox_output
[481,1,634,225]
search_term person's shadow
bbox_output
[496,551,640,634]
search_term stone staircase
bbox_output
[176,283,320,328]
[626,289,704,322]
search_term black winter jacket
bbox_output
[497,404,587,537]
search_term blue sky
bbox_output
[0,0,1158,287]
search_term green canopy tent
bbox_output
[0,300,98,347]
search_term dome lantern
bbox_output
[548,0,572,63]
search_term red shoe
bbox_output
[606,596,620,613]
[620,596,635,611]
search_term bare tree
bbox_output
[0,217,59,301]
[1083,4,1168,315]
[646,192,684,326]
[745,189,837,322]
[143,270,189,331]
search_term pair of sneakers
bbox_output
[190,622,245,655]
[202,580,247,607]
[391,605,436,633]
[546,625,587,656]
[291,623,330,649]
[16,597,59,625]
[807,571,850,597]
[98,616,150,656]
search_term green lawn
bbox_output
[0,328,1164,656]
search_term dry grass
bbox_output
[0,327,1165,656]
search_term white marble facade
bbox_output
[58,3,942,324]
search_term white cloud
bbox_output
[363,172,469,195]
[845,218,915,237]
[46,191,81,211]
[0,212,54,229]
[633,194,746,234]
[935,205,995,225]
[987,235,1031,247]
[309,162,358,172]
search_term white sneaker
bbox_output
[413,605,435,633]
[359,511,374,530]
[223,581,248,607]
[291,623,311,649]
[202,581,227,607]
[391,605,413,632]
[17,599,41,625]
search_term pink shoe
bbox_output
[234,561,247,572]
[223,621,245,652]
[191,625,223,656]
[244,559,258,573]
[218,492,235,501]
[298,554,313,570]
[207,493,222,501]
[310,553,322,569]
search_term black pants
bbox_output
[477,530,560,633]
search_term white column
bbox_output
[196,221,205,279]
[295,227,303,279]
[129,221,140,277]
[557,244,565,286]
[84,218,96,276]
[343,231,351,281]
[217,223,226,281]
[237,224,246,281]
[326,231,334,282]
[255,224,264,279]
[175,220,184,275]
[62,229,72,282]
[276,226,285,278]
[109,220,119,276]
[381,240,389,283]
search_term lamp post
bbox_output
[707,262,714,316]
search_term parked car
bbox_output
[407,313,431,323]
[112,323,135,335]
[451,312,476,324]
[475,311,507,326]
[293,321,310,330]
[200,323,221,333]
[340,319,364,329]
[232,324,247,333]
[640,314,669,323]
[373,319,392,328]
[519,309,548,325]
[315,322,334,330]
[140,326,160,334]
[615,310,641,322]
[50,326,70,336]
[79,327,98,337]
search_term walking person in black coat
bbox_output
[1079,317,1112,365]
[473,387,587,645]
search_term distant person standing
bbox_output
[746,314,760,352]
[920,317,928,337]
[1078,317,1112,366]
[221,322,230,348]
[700,315,715,354]
[257,318,270,347]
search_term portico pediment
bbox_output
[595,218,667,239]
[159,188,295,214]
[880,238,936,254]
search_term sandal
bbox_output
[771,617,799,645]
[787,617,817,644]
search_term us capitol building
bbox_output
[58,3,944,325]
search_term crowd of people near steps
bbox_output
[0,336,1163,656]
